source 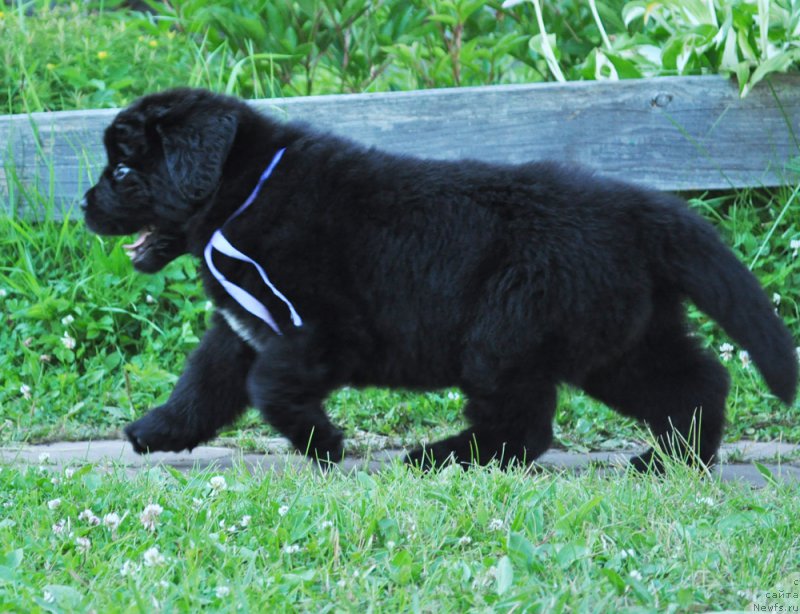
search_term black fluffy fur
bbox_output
[83,88,798,471]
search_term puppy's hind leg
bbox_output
[583,322,728,473]
[405,372,558,471]
[125,313,256,454]
[247,334,345,464]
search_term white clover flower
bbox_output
[337,579,346,588]
[629,570,643,581]
[215,586,230,598]
[240,515,251,528]
[620,548,636,559]
[739,350,751,369]
[143,546,166,567]
[488,518,505,532]
[791,238,800,257]
[64,467,75,479]
[208,476,227,493]
[386,540,396,550]
[20,385,32,401]
[192,497,203,511]
[458,536,473,546]
[50,477,60,486]
[320,519,333,529]
[47,498,61,510]
[772,293,781,306]
[146,294,156,304]
[278,505,289,517]
[103,512,122,531]
[140,503,163,531]
[737,589,759,602]
[719,343,734,362]
[447,391,461,401]
[52,519,68,535]
[61,314,75,326]
[78,509,100,526]
[75,537,91,553]
[282,543,301,554]
[60,332,76,350]
[38,452,51,464]
[120,560,137,577]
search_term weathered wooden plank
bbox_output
[1,75,798,217]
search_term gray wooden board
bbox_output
[1,75,799,217]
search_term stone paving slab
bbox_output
[1,439,798,487]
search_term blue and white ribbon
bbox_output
[203,148,302,336]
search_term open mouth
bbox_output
[123,227,155,263]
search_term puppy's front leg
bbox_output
[125,313,255,454]
[246,331,345,464]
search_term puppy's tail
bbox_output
[652,195,798,405]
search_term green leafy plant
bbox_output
[504,0,800,94]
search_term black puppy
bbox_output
[83,88,797,471]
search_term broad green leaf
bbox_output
[594,49,619,79]
[621,2,647,27]
[753,461,778,485]
[0,550,22,570]
[743,49,800,96]
[556,542,589,569]
[606,52,644,79]
[600,568,626,594]
[427,14,459,26]
[507,532,537,569]
[42,585,84,610]
[495,556,514,595]
[720,23,740,71]
[733,60,751,94]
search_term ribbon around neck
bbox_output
[203,147,302,336]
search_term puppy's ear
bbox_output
[156,111,238,202]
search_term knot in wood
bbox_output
[651,93,673,108]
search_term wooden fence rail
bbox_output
[1,74,799,216]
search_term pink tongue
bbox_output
[124,231,150,251]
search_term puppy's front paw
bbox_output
[124,408,200,454]
[305,429,345,467]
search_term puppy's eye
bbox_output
[113,164,132,181]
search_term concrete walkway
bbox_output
[1,438,799,486]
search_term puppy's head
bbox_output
[83,88,241,272]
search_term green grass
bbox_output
[0,458,798,612]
